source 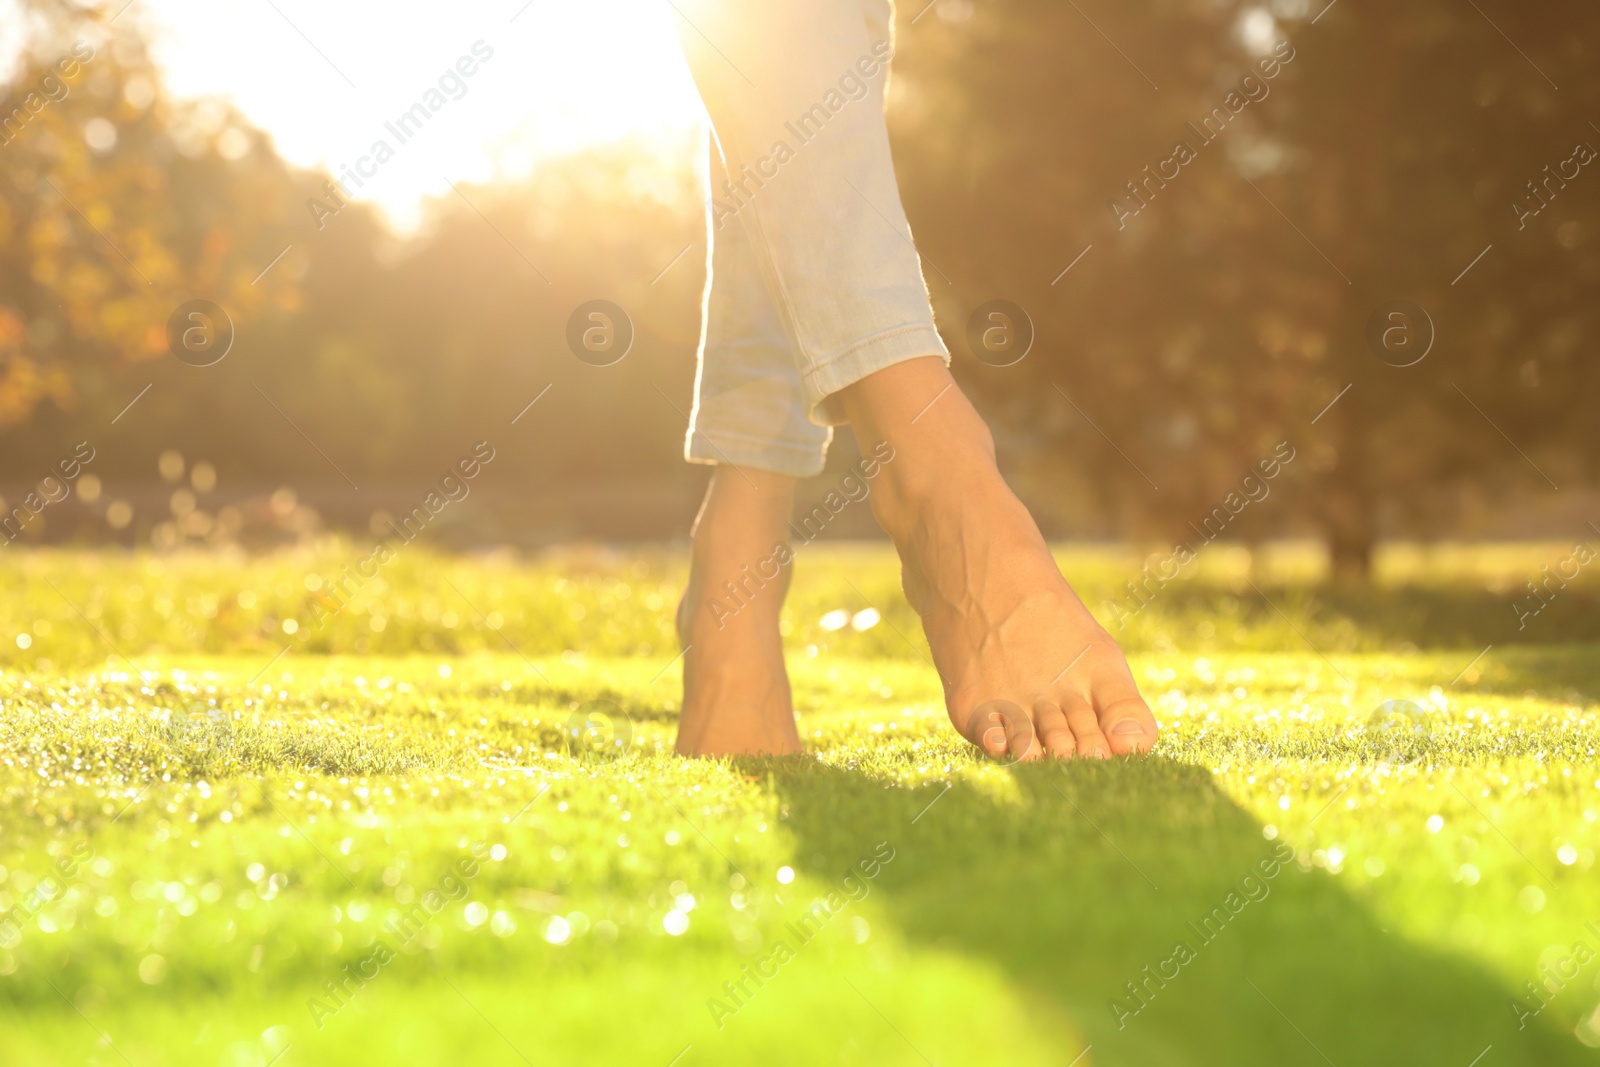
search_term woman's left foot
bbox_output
[675,466,804,757]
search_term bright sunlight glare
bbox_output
[129,0,707,230]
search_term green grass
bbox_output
[2,541,1599,1065]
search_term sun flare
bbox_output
[134,0,707,229]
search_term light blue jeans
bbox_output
[673,0,950,478]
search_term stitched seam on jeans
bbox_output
[707,29,909,389]
[724,135,812,373]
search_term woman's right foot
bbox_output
[841,358,1159,762]
[675,465,804,757]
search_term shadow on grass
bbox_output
[760,755,1585,1067]
[1117,579,1600,655]
[1460,645,1600,706]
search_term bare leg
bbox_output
[840,357,1158,761]
[675,466,803,757]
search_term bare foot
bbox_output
[675,466,804,757]
[840,358,1158,762]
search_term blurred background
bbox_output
[1,0,1596,577]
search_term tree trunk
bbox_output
[1306,6,1403,585]
[1317,311,1379,582]
[1324,496,1375,580]
[1317,304,1380,583]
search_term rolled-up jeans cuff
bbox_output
[805,324,951,427]
[686,427,829,478]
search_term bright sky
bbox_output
[128,0,708,230]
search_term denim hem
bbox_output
[803,323,951,426]
[685,427,830,478]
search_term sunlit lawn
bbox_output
[2,542,1599,1065]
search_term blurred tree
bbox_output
[892,0,1600,576]
[233,142,707,496]
[0,0,301,425]
[0,1,706,530]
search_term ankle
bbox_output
[866,414,1009,543]
[690,468,795,557]
[838,358,1007,535]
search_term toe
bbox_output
[1094,681,1158,755]
[964,699,1038,762]
[1033,700,1075,760]
[1062,693,1111,759]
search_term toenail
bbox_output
[1112,720,1145,736]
